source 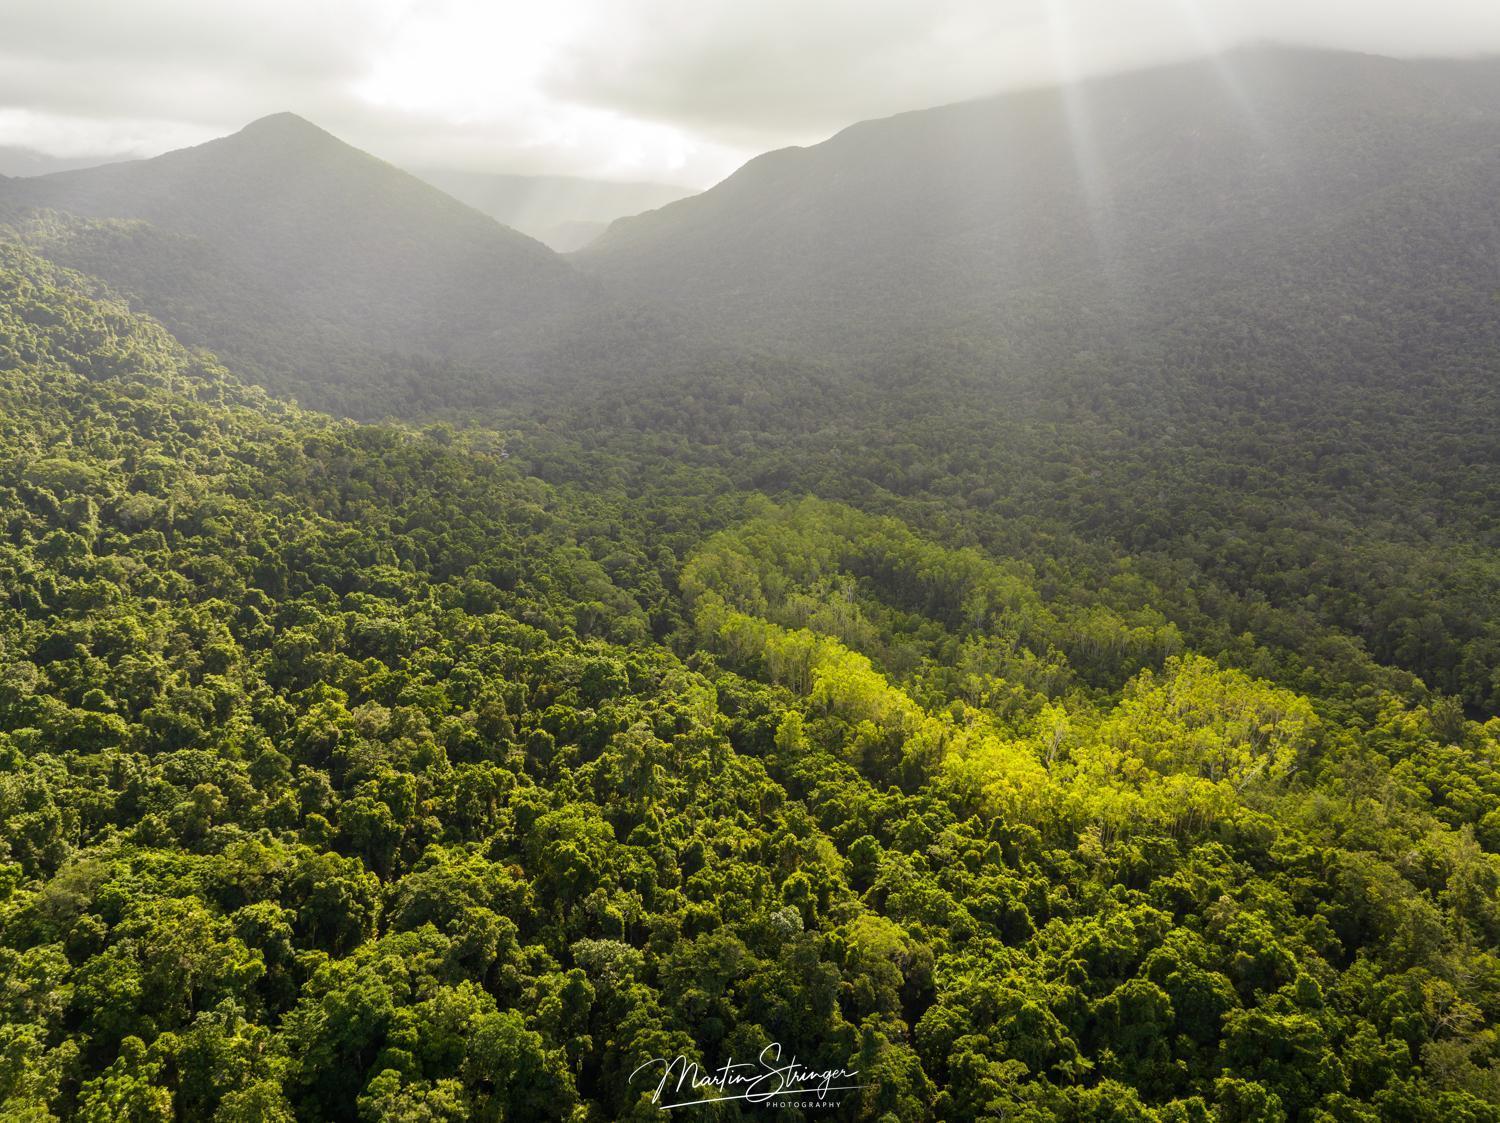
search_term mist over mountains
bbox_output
[0,113,689,414]
[4,47,1496,565]
[3,112,588,342]
[581,46,1500,365]
[409,168,695,251]
[7,45,1500,415]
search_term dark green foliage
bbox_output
[1,239,1498,1122]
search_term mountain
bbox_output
[6,113,586,338]
[410,167,695,250]
[0,145,125,177]
[0,113,623,415]
[578,46,1500,366]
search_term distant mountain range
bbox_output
[0,144,691,251]
[0,145,125,177]
[4,45,1500,427]
[408,168,695,251]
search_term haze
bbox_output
[2,0,1500,186]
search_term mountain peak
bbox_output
[239,111,320,132]
[231,112,337,145]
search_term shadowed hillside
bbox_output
[0,115,677,416]
[579,46,1500,367]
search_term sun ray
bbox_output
[1171,0,1270,143]
[1042,0,1119,279]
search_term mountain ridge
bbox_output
[0,108,633,414]
[577,45,1500,365]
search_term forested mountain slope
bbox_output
[0,116,685,417]
[0,56,1491,746]
[4,113,587,344]
[2,234,1500,1120]
[579,46,1500,365]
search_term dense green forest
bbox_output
[3,217,1500,1123]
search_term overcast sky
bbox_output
[2,0,1500,187]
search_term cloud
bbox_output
[0,0,740,183]
[0,0,398,161]
[0,0,1498,186]
[546,0,1500,149]
[0,0,390,122]
[545,1,1136,147]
